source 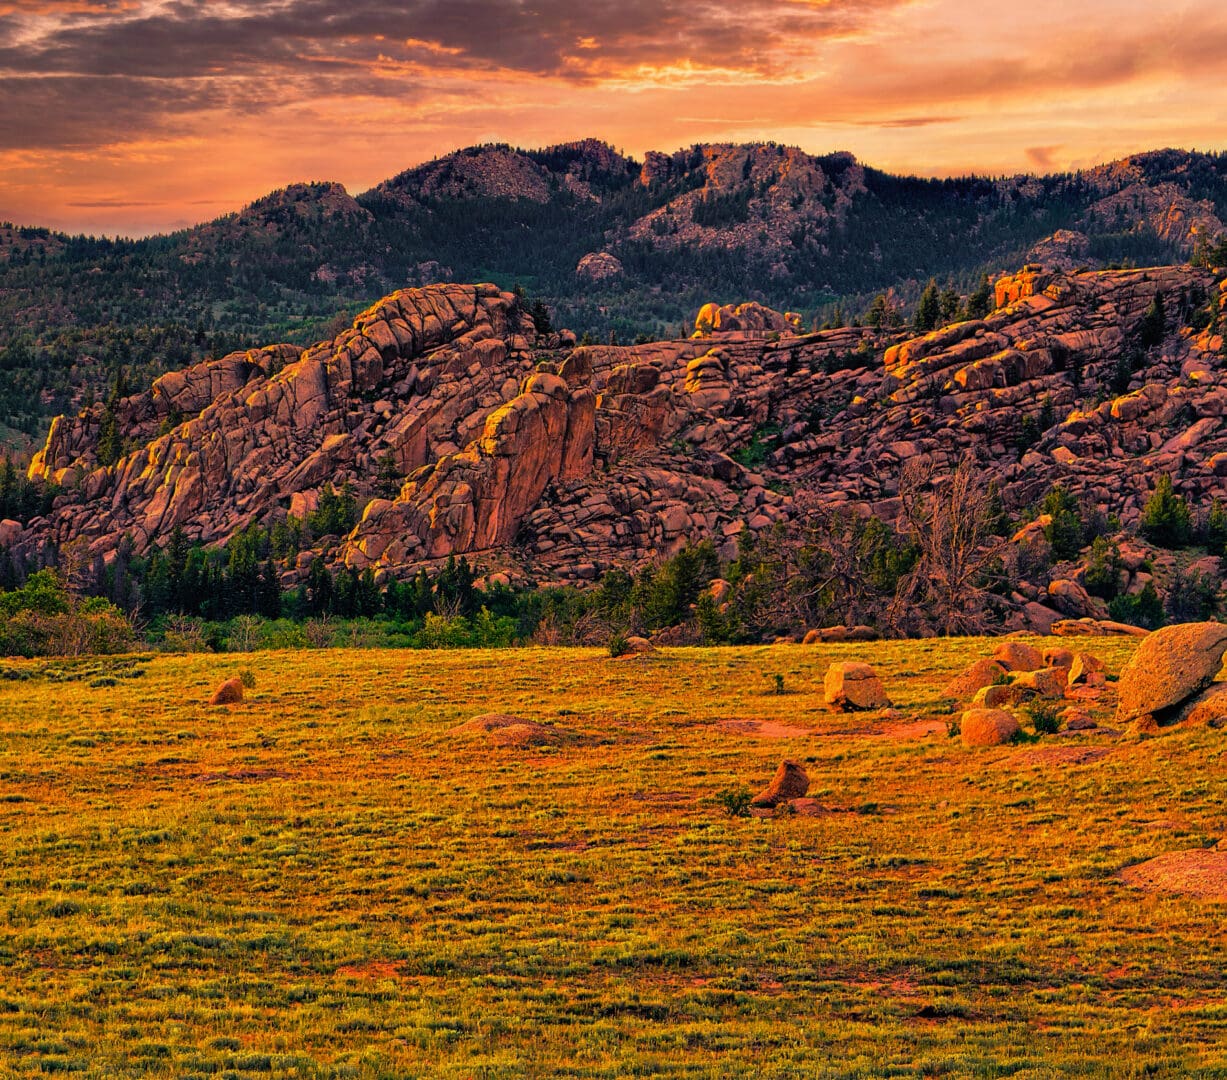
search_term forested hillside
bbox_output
[1,141,1225,447]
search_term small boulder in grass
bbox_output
[960,708,1020,747]
[1010,667,1066,700]
[751,760,810,808]
[824,661,889,711]
[992,641,1043,672]
[942,658,1006,700]
[1043,647,1075,670]
[209,677,245,706]
[1068,652,1105,685]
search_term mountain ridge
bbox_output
[0,138,1224,454]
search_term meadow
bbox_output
[0,637,1224,1078]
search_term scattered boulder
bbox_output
[751,759,811,807]
[209,677,245,706]
[1010,667,1067,700]
[451,713,564,747]
[1052,619,1148,637]
[1116,622,1227,726]
[622,636,657,655]
[1172,682,1227,727]
[1068,652,1105,685]
[1043,647,1075,670]
[960,709,1021,747]
[824,662,889,711]
[576,252,625,282]
[943,658,1007,700]
[1121,848,1227,899]
[972,683,1024,709]
[992,641,1043,672]
[1060,707,1097,731]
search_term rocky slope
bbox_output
[14,256,1227,632]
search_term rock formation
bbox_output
[14,259,1227,630]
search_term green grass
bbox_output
[0,638,1224,1077]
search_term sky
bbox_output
[1,0,1226,237]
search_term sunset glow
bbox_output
[1,0,1225,235]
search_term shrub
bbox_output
[716,787,752,818]
[1165,570,1219,621]
[1139,475,1192,548]
[1108,583,1165,630]
[1026,699,1062,735]
[1040,486,1083,561]
[1083,537,1123,600]
[607,632,630,658]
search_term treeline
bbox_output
[0,464,1224,655]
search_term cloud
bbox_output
[1026,145,1062,170]
[2,0,1227,234]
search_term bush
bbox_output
[1166,570,1219,621]
[1040,486,1083,561]
[607,632,630,658]
[1026,699,1062,735]
[1139,475,1192,548]
[1083,537,1122,600]
[1108,583,1165,630]
[716,787,753,818]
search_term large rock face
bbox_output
[1116,622,1227,724]
[15,262,1227,609]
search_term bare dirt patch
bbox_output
[335,960,408,981]
[718,719,812,738]
[1005,746,1113,767]
[1120,848,1227,899]
[195,768,290,784]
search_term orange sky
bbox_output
[1,0,1226,236]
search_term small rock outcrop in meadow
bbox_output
[751,760,810,808]
[1115,622,1227,728]
[451,713,564,747]
[824,662,889,711]
[209,677,245,706]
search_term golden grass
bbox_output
[0,637,1225,1077]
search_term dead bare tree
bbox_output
[894,456,1008,635]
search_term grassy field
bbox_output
[0,637,1225,1078]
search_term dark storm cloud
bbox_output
[0,0,917,150]
[0,0,910,81]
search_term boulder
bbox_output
[1173,682,1227,727]
[209,677,244,706]
[972,683,1024,709]
[824,662,889,711]
[624,635,657,655]
[943,658,1007,699]
[1068,652,1105,685]
[960,709,1020,747]
[992,641,1043,672]
[1009,667,1067,700]
[751,760,810,807]
[1116,622,1227,725]
[1043,647,1075,669]
[1060,707,1097,731]
[576,252,625,282]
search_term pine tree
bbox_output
[1139,475,1192,548]
[913,280,941,332]
[1137,291,1166,349]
